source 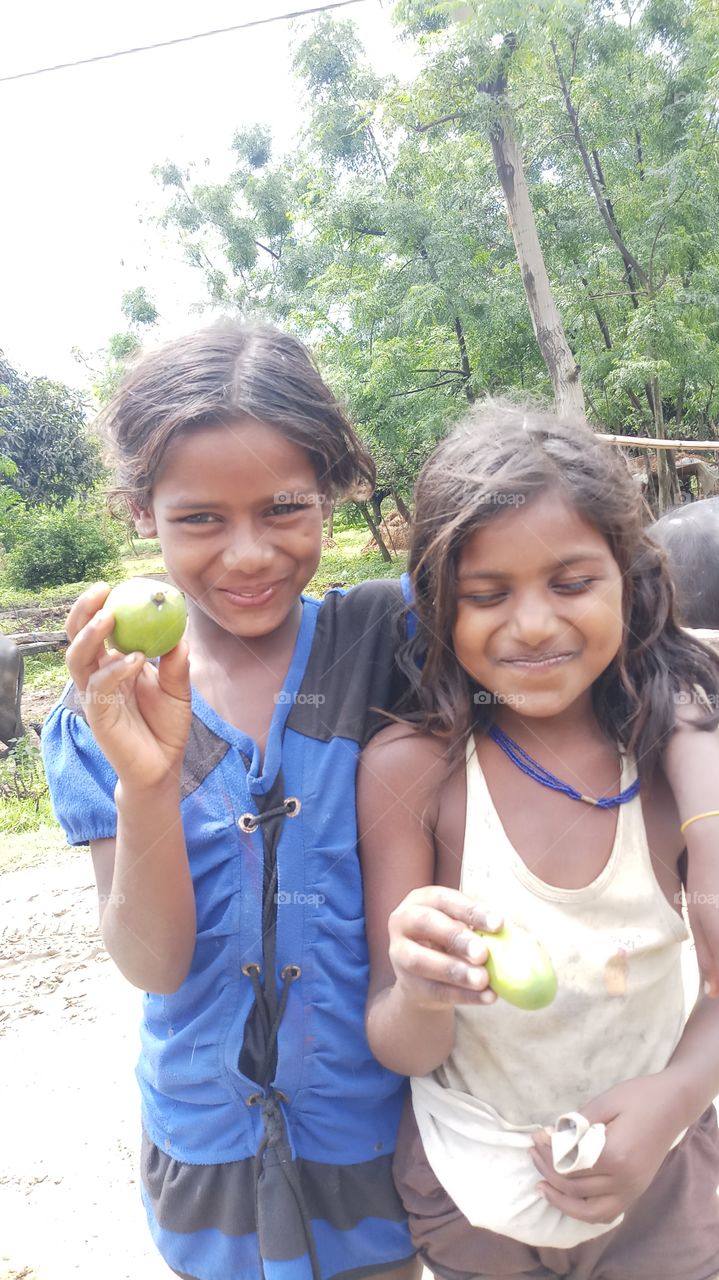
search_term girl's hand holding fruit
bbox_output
[65,579,192,792]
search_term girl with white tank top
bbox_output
[359,403,719,1279]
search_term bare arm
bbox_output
[358,725,499,1077]
[663,708,719,995]
[91,778,196,994]
[663,989,719,1127]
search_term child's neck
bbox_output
[186,599,304,746]
[495,698,607,752]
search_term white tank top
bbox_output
[408,735,689,1247]
[438,735,688,1125]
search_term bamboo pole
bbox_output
[597,434,719,452]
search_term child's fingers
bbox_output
[531,1149,608,1200]
[65,582,112,642]
[157,639,192,701]
[402,885,503,936]
[390,899,491,967]
[537,1181,618,1225]
[80,651,145,717]
[65,608,118,689]
[393,937,495,1003]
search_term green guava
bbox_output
[105,578,187,659]
[475,921,558,1010]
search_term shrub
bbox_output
[4,498,124,589]
[0,734,48,806]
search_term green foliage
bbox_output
[0,734,48,813]
[0,354,104,506]
[306,542,406,597]
[107,331,140,361]
[331,501,369,532]
[5,499,124,590]
[0,454,27,551]
[232,125,273,169]
[149,0,719,506]
[121,287,159,327]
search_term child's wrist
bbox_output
[115,776,182,807]
[659,1062,710,1134]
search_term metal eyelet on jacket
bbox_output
[238,797,302,834]
[280,964,301,981]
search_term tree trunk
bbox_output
[489,119,585,418]
[358,502,392,562]
[393,491,412,523]
[326,504,334,539]
[651,377,679,513]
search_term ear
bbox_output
[129,501,158,539]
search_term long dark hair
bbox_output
[100,319,375,515]
[402,400,719,778]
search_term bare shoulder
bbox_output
[361,721,453,804]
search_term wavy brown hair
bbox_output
[400,400,719,778]
[100,319,375,516]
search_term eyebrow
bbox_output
[165,488,319,511]
[458,553,609,581]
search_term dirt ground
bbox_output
[0,844,169,1280]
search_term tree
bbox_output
[393,0,719,506]
[149,1,719,513]
[0,353,103,507]
[74,286,160,407]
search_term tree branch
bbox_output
[412,112,464,134]
[255,239,280,262]
[389,379,462,397]
[551,40,649,294]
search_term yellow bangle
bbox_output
[679,810,719,835]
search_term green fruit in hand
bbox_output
[105,578,187,659]
[475,921,557,1010]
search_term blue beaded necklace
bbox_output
[488,724,640,808]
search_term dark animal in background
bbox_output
[0,634,25,751]
[649,497,719,630]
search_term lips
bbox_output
[500,651,575,668]
[218,581,283,607]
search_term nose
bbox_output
[508,588,559,647]
[222,522,274,575]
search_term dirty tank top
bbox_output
[439,735,687,1122]
[410,734,688,1248]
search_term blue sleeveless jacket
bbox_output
[41,579,416,1280]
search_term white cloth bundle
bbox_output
[410,1074,623,1248]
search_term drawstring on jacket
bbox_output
[239,784,321,1279]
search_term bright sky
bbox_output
[0,0,416,391]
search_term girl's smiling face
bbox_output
[132,419,325,641]
[452,490,625,722]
